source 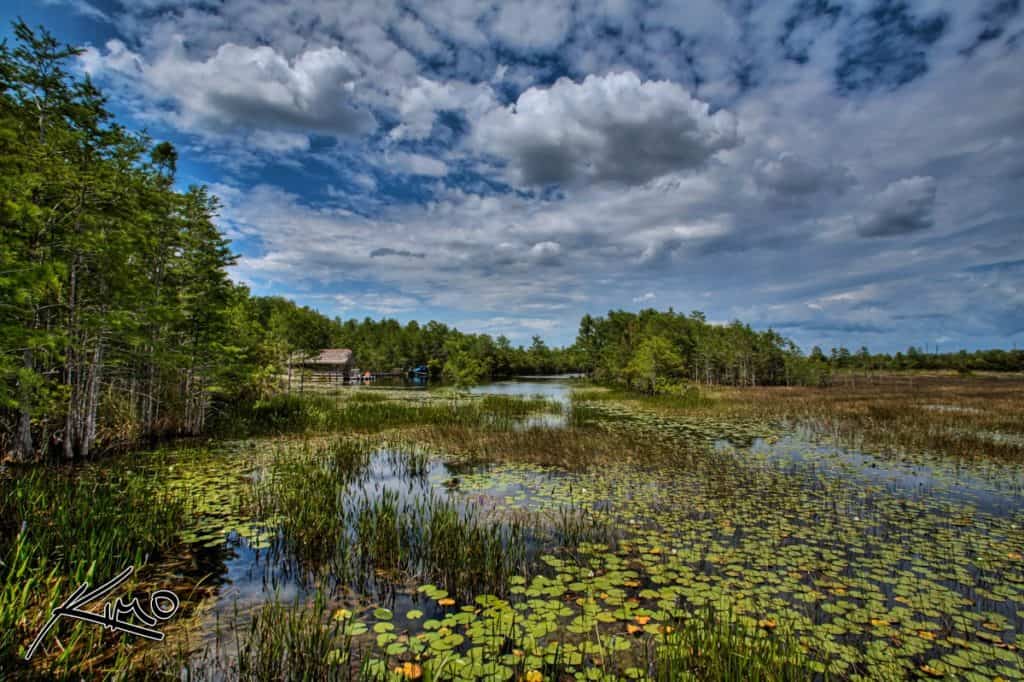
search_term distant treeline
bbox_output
[573,309,1024,394]
[255,299,581,382]
[804,344,1024,373]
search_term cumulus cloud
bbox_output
[386,152,449,177]
[858,176,938,238]
[473,72,740,186]
[529,241,563,266]
[754,153,853,197]
[81,38,375,149]
[389,77,497,141]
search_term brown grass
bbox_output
[399,423,688,471]
[673,371,1024,461]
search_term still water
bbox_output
[92,379,1024,677]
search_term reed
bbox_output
[217,391,565,437]
[653,608,814,681]
[0,466,186,677]
[251,438,531,600]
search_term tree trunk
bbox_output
[63,253,78,459]
[80,340,103,458]
[14,348,35,461]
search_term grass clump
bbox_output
[251,438,529,600]
[151,593,360,682]
[478,394,562,417]
[654,610,814,681]
[0,466,186,678]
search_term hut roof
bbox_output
[294,348,353,365]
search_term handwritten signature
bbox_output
[25,565,180,661]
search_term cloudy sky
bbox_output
[11,0,1024,351]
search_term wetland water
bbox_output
[43,381,1024,678]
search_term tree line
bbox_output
[575,309,807,392]
[0,23,252,460]
[574,308,1024,393]
[805,344,1024,373]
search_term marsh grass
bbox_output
[407,422,681,472]
[478,394,562,417]
[654,609,814,681]
[251,438,531,600]
[573,387,714,410]
[578,373,1024,462]
[12,380,1022,680]
[217,391,566,437]
[147,592,363,682]
[0,466,186,678]
[711,372,1024,462]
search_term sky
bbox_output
[8,0,1024,352]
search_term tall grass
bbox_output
[478,394,562,416]
[654,609,814,681]
[0,466,186,677]
[216,392,565,437]
[148,592,360,681]
[572,386,714,410]
[251,439,529,599]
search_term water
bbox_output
[468,378,576,405]
[70,381,1024,677]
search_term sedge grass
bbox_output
[0,466,186,678]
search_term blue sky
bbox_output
[8,0,1024,351]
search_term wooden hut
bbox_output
[289,348,354,390]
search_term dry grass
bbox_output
[403,423,679,471]
[645,371,1024,461]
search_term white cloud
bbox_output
[389,77,497,141]
[456,316,560,340]
[60,0,1024,348]
[82,38,374,150]
[490,0,574,51]
[386,152,449,177]
[473,72,740,186]
[41,0,110,22]
[529,241,562,265]
[754,153,854,197]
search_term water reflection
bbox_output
[468,379,575,405]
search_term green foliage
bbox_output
[0,21,242,456]
[443,351,489,386]
[328,318,580,378]
[623,335,686,393]
[655,609,813,681]
[578,309,800,389]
